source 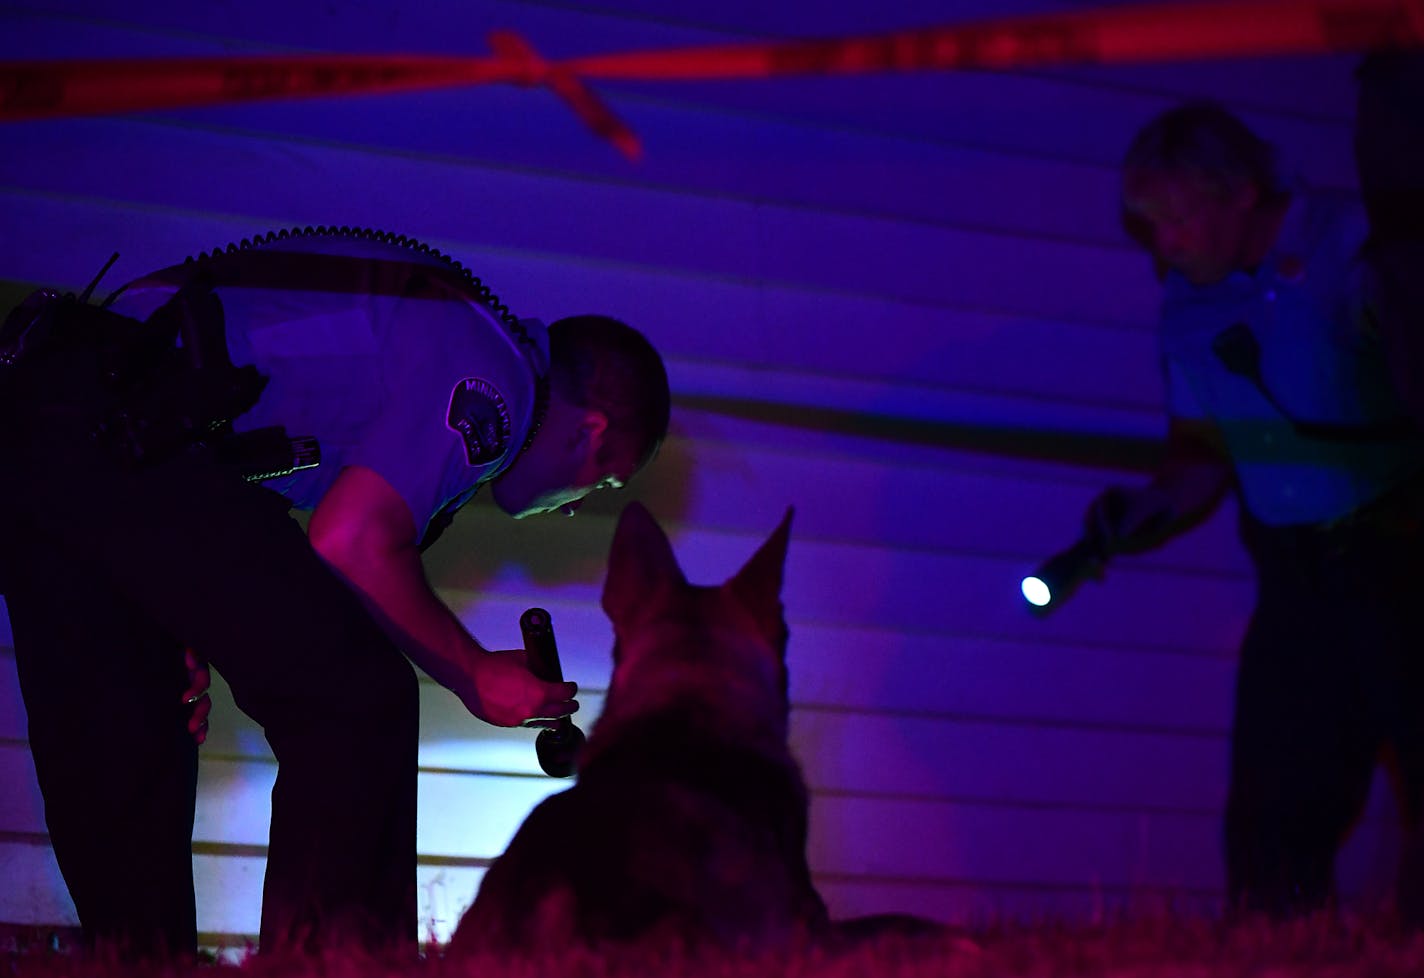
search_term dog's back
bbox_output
[450,501,827,953]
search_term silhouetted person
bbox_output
[1073,102,1424,922]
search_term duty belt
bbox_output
[0,284,320,482]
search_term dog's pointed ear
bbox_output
[726,507,793,640]
[602,501,686,625]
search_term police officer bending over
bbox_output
[0,228,671,958]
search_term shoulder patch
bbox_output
[446,377,512,466]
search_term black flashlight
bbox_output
[520,607,586,778]
[1021,535,1108,614]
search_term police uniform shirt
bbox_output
[109,233,548,544]
[1158,190,1422,527]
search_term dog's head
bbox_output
[596,501,795,738]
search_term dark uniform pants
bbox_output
[1228,504,1424,920]
[0,314,418,957]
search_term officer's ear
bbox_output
[570,409,609,460]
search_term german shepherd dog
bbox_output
[450,501,829,953]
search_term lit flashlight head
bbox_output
[1020,575,1052,608]
[1022,536,1105,614]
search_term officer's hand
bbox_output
[465,649,579,729]
[1086,485,1174,552]
[181,648,212,746]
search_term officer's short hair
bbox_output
[1120,100,1286,250]
[547,315,670,472]
[1123,100,1280,198]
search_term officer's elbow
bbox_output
[308,466,419,571]
[308,501,411,577]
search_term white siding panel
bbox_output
[784,630,1239,732]
[0,740,1220,891]
[13,0,1365,133]
[0,189,1170,418]
[191,855,490,946]
[207,683,1234,813]
[0,132,1163,331]
[598,429,1253,576]
[0,661,1400,934]
[0,601,1227,770]
[0,839,488,946]
[0,107,1135,251]
[49,661,1229,811]
[0,121,1179,378]
[194,760,569,858]
[190,851,264,941]
[425,520,1255,655]
[0,740,553,865]
[662,361,1162,443]
[596,73,1357,188]
[0,643,21,742]
[797,713,1228,812]
[808,794,1220,890]
[0,839,76,927]
[816,877,1208,926]
[0,742,46,837]
[0,841,1211,939]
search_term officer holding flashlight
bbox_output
[1038,101,1424,923]
[0,228,669,958]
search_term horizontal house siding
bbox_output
[0,0,1393,945]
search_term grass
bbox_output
[5,913,1424,978]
